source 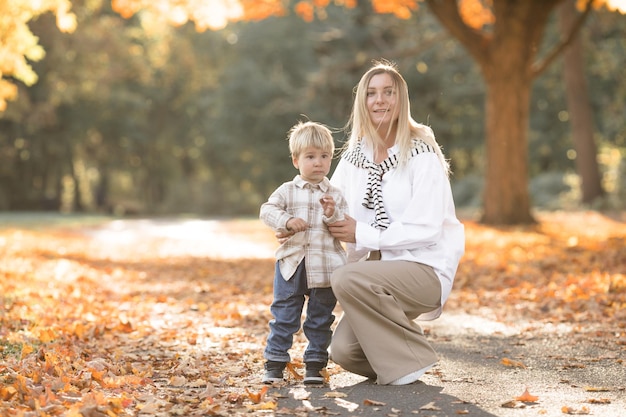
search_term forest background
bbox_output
[0,0,625,220]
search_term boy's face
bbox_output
[292,146,332,184]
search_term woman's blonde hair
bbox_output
[288,120,335,157]
[345,59,450,175]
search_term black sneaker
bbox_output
[304,362,326,385]
[262,361,286,384]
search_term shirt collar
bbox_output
[361,138,399,160]
[294,175,331,191]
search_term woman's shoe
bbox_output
[389,363,435,385]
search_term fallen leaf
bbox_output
[561,405,591,415]
[246,400,277,410]
[245,386,268,404]
[364,398,386,406]
[169,375,186,386]
[420,401,441,411]
[290,387,310,400]
[515,388,539,402]
[335,398,359,412]
[501,357,527,368]
[286,362,303,380]
[502,400,526,409]
[324,392,347,398]
[584,386,610,392]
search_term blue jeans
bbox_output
[264,260,336,364]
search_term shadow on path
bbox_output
[270,378,498,416]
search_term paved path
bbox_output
[267,312,625,416]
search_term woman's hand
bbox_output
[327,214,357,243]
[275,229,294,244]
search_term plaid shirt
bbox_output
[260,175,348,288]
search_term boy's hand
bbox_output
[320,194,336,217]
[286,217,308,233]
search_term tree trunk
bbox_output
[477,2,548,225]
[482,67,535,224]
[558,0,604,204]
[425,0,564,224]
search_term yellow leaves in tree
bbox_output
[577,0,626,14]
[458,0,494,29]
[0,0,76,109]
[0,81,18,112]
[112,0,246,31]
[295,2,315,21]
[294,0,356,22]
[239,0,287,22]
[372,0,418,19]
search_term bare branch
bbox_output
[424,0,491,66]
[530,0,594,78]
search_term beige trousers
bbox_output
[329,259,441,385]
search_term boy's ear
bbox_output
[292,155,299,169]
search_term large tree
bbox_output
[422,0,614,223]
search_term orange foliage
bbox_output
[515,387,539,402]
[458,0,494,29]
[245,386,268,403]
[372,0,419,19]
[578,0,626,13]
[295,1,315,22]
[501,358,527,368]
[239,0,286,21]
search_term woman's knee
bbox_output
[330,263,359,296]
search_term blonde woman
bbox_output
[326,60,465,385]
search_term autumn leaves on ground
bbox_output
[1,211,625,416]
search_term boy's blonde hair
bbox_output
[288,120,335,157]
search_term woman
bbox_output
[326,60,465,385]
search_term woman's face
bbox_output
[366,72,398,129]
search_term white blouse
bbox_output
[331,141,465,319]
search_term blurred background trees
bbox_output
[0,0,624,220]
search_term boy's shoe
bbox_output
[262,361,286,384]
[304,362,326,385]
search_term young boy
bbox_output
[259,120,347,384]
